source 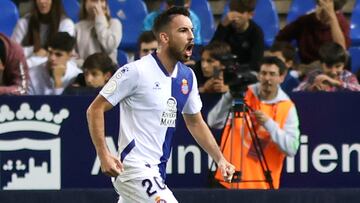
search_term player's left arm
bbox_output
[183,112,235,182]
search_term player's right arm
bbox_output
[87,95,123,177]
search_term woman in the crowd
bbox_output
[75,0,122,65]
[11,0,75,58]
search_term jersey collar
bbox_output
[151,52,178,78]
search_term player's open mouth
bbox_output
[185,44,194,57]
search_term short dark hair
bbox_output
[315,0,347,11]
[229,0,257,12]
[260,56,287,75]
[153,6,190,37]
[201,41,231,61]
[48,32,75,52]
[83,53,116,74]
[318,42,348,66]
[270,41,296,63]
[138,31,156,47]
[166,0,191,6]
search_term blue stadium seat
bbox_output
[190,0,216,45]
[0,0,19,37]
[62,0,80,23]
[350,0,360,46]
[350,47,360,73]
[286,0,316,24]
[253,0,279,47]
[117,49,128,67]
[108,0,148,51]
[222,0,279,47]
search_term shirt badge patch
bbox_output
[103,80,117,94]
[160,97,177,127]
[181,79,189,94]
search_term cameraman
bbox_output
[208,56,300,189]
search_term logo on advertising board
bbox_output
[0,103,69,190]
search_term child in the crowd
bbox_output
[29,32,81,95]
[211,0,264,72]
[295,42,360,92]
[195,41,231,94]
[63,52,116,95]
[137,31,158,59]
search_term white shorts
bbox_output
[113,175,178,203]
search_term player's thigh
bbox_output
[114,176,178,203]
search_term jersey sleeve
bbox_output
[182,70,202,114]
[100,65,139,106]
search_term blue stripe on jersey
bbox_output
[159,127,175,180]
[120,139,135,162]
[151,52,170,76]
[171,62,194,112]
[158,62,194,180]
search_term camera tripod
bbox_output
[210,95,274,189]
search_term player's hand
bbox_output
[99,153,124,177]
[217,157,235,183]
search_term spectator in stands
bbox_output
[29,32,81,95]
[275,0,350,64]
[75,0,122,65]
[63,52,116,95]
[11,0,75,59]
[211,0,264,72]
[143,0,202,45]
[208,56,300,189]
[138,31,158,59]
[265,41,300,94]
[295,42,360,91]
[196,41,230,93]
[0,33,29,95]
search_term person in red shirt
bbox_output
[0,33,29,95]
[276,0,350,64]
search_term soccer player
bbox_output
[87,6,235,203]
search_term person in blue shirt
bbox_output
[143,0,202,45]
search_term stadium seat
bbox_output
[222,0,280,47]
[350,46,360,73]
[0,0,19,37]
[62,0,80,23]
[108,0,148,51]
[286,0,316,24]
[117,49,128,67]
[253,0,279,47]
[190,0,216,45]
[351,0,360,46]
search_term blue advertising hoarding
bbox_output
[0,92,359,190]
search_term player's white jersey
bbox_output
[100,53,202,182]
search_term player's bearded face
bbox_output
[167,15,194,63]
[168,40,193,63]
